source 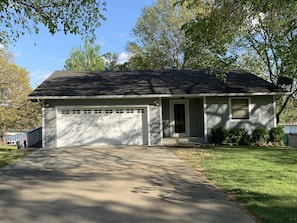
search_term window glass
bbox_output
[231,99,249,119]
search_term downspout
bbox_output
[159,97,163,145]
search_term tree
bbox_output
[0,49,41,145]
[64,40,105,71]
[127,0,204,70]
[102,52,119,71]
[179,0,297,122]
[278,98,297,124]
[0,0,107,43]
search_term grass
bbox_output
[171,146,297,223]
[0,145,29,168]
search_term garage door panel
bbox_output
[57,107,147,147]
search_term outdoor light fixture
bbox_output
[153,100,160,106]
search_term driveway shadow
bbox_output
[0,146,256,223]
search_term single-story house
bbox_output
[28,69,286,148]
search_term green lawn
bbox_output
[171,146,297,223]
[0,146,29,168]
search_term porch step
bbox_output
[163,137,205,146]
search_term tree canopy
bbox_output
[0,0,107,43]
[178,0,297,122]
[127,0,201,70]
[0,49,41,145]
[64,40,105,71]
[102,52,119,71]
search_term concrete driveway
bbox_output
[0,146,256,223]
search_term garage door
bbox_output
[56,107,148,147]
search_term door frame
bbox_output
[169,100,190,137]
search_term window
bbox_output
[83,110,92,114]
[61,110,70,115]
[73,110,80,114]
[126,109,134,113]
[116,109,124,114]
[231,98,249,119]
[105,109,113,114]
[94,109,103,114]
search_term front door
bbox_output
[170,100,189,137]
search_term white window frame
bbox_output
[229,97,251,121]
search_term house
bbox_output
[28,70,286,148]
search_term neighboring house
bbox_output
[281,123,297,134]
[280,123,297,147]
[5,132,26,146]
[28,70,286,148]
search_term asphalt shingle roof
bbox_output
[28,70,285,98]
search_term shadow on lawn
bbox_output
[229,189,297,223]
[256,147,297,165]
[202,146,297,223]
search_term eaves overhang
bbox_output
[28,91,289,101]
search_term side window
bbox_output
[231,98,249,119]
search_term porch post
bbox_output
[203,96,208,143]
[273,95,277,127]
[159,97,163,145]
[42,102,45,148]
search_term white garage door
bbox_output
[56,107,148,147]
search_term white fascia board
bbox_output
[28,91,289,100]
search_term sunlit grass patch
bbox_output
[0,146,29,168]
[171,146,297,223]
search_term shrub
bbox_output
[228,127,250,145]
[210,126,229,144]
[269,127,285,143]
[252,126,269,144]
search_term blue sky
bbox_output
[8,0,155,88]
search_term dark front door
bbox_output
[170,100,189,137]
[174,104,186,133]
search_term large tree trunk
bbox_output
[276,94,293,124]
[1,131,7,146]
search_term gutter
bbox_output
[28,91,289,101]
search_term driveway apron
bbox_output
[0,146,257,223]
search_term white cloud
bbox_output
[30,69,53,87]
[118,52,130,64]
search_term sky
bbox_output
[8,0,155,88]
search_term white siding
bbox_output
[205,95,276,139]
[42,98,162,148]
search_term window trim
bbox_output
[229,97,251,120]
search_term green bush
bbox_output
[228,127,250,145]
[252,126,269,144]
[210,126,229,144]
[269,127,285,143]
